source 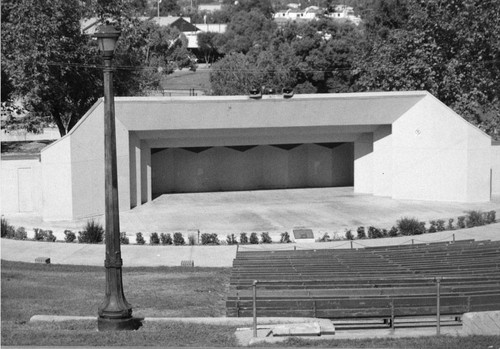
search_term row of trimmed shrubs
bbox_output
[344,210,497,240]
[1,210,496,244]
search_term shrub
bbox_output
[201,233,219,245]
[150,232,160,245]
[280,232,291,243]
[465,210,484,228]
[486,210,496,224]
[44,230,56,242]
[428,220,437,233]
[226,234,237,245]
[436,219,446,232]
[120,232,129,245]
[33,228,45,241]
[78,220,104,244]
[136,232,145,245]
[388,226,399,237]
[447,218,454,230]
[260,232,272,244]
[173,232,185,245]
[318,232,330,242]
[249,232,259,244]
[239,233,248,244]
[397,217,426,235]
[64,230,76,243]
[345,229,354,240]
[1,217,15,238]
[14,227,28,240]
[368,226,383,239]
[457,216,466,229]
[356,226,366,239]
[160,233,173,245]
[188,234,196,245]
[465,210,485,228]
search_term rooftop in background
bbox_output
[1,140,54,159]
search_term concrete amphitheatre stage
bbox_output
[2,91,500,227]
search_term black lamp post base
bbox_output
[97,316,143,331]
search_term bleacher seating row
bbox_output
[226,240,500,325]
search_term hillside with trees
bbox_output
[1,0,498,139]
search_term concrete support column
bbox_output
[354,133,373,194]
[140,140,151,204]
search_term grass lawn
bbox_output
[2,260,500,347]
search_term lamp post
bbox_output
[94,23,137,331]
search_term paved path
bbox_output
[2,188,499,267]
[2,222,499,267]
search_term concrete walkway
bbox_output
[2,188,499,266]
[2,222,499,267]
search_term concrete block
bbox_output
[272,322,321,336]
[35,257,50,264]
[180,260,194,267]
[462,311,500,335]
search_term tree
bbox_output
[1,0,196,136]
[1,0,101,136]
[353,0,500,138]
[220,9,277,54]
[197,32,224,64]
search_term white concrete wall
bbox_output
[354,133,373,194]
[465,127,491,201]
[69,102,105,219]
[492,144,500,196]
[151,143,354,195]
[372,125,393,197]
[392,95,490,202]
[41,137,73,220]
[1,157,42,214]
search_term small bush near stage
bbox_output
[14,227,28,240]
[465,210,485,228]
[64,230,76,243]
[173,232,185,245]
[136,232,145,245]
[428,220,437,233]
[120,232,129,244]
[486,210,496,224]
[44,230,56,242]
[239,232,248,244]
[345,229,354,240]
[150,232,160,245]
[436,219,446,231]
[226,234,237,245]
[1,217,15,238]
[280,231,291,243]
[388,226,399,237]
[356,226,366,239]
[447,218,454,230]
[78,220,104,244]
[160,233,173,245]
[397,217,426,235]
[33,228,45,241]
[368,226,384,239]
[188,234,196,245]
[318,232,330,242]
[201,233,219,245]
[457,216,466,229]
[260,232,272,244]
[249,232,259,244]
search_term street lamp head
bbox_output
[94,22,121,58]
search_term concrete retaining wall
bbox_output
[462,311,500,335]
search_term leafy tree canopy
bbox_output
[1,0,195,136]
